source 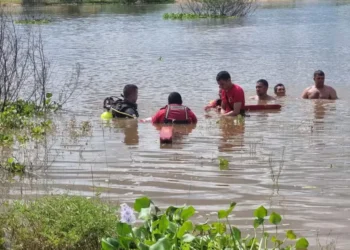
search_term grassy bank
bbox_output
[0,195,118,250]
[0,195,310,250]
[1,0,173,5]
[0,0,21,5]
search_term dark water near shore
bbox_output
[2,0,350,248]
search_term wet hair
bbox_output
[216,71,231,81]
[257,79,269,88]
[274,83,285,94]
[123,84,138,98]
[314,70,325,77]
[168,92,183,105]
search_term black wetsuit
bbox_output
[103,97,139,118]
[112,100,139,118]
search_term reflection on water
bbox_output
[313,99,336,120]
[2,1,350,249]
[311,100,337,135]
[218,118,245,152]
[112,119,139,145]
[152,123,197,149]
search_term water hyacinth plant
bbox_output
[120,204,136,225]
[102,196,309,250]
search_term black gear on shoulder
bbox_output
[103,96,139,118]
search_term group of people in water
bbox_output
[103,70,338,124]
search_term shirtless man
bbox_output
[250,79,276,101]
[301,70,338,99]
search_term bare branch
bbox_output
[179,0,257,17]
[0,10,83,112]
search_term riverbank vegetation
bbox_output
[163,12,238,19]
[102,196,309,250]
[0,195,310,250]
[15,18,51,24]
[164,0,256,20]
[0,10,81,174]
[0,195,118,249]
[1,0,174,6]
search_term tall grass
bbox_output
[0,195,118,250]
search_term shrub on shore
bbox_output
[0,195,118,250]
[164,0,256,20]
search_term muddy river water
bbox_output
[2,0,350,248]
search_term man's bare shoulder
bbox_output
[304,86,314,92]
[301,86,314,99]
[249,95,258,100]
[324,85,338,99]
[324,85,336,91]
[267,95,276,100]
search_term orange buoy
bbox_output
[160,127,173,144]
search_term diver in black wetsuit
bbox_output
[103,84,139,118]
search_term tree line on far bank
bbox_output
[20,0,256,18]
[21,0,174,5]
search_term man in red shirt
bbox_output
[151,92,197,124]
[216,71,245,116]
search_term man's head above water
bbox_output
[168,92,183,105]
[313,70,325,89]
[123,84,138,103]
[216,71,233,91]
[256,79,269,97]
[274,83,286,96]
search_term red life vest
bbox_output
[163,104,190,124]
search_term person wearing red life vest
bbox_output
[152,92,197,124]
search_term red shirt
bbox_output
[152,104,197,124]
[221,84,245,113]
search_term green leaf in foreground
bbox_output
[295,237,309,248]
[218,202,236,219]
[253,218,263,229]
[177,221,193,238]
[271,236,283,246]
[195,222,210,232]
[134,196,151,212]
[286,230,297,240]
[181,206,196,221]
[231,227,241,240]
[139,207,152,220]
[254,206,267,219]
[138,243,150,250]
[211,222,226,234]
[269,212,282,225]
[102,238,119,250]
[182,233,196,242]
[149,236,173,250]
[116,222,132,236]
[159,214,169,233]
